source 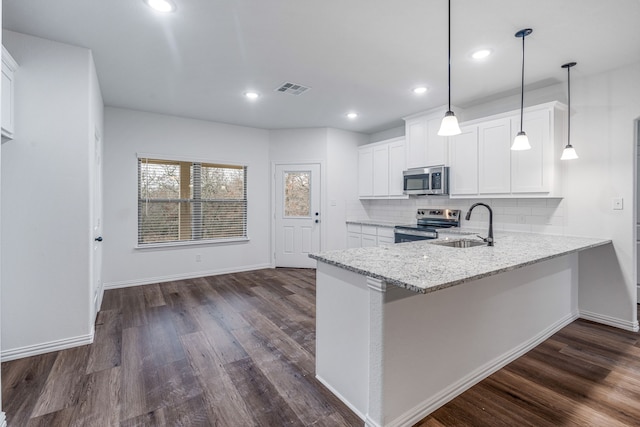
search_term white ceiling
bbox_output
[3,0,640,134]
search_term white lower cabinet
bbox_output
[449,102,565,198]
[346,223,395,248]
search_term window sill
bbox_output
[135,237,250,250]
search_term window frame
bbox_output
[136,153,249,249]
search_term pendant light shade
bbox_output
[438,0,461,136]
[561,62,578,160]
[511,28,533,151]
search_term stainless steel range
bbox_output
[394,209,461,243]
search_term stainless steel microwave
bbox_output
[403,166,449,195]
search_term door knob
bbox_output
[95,236,103,242]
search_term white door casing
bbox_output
[274,163,321,268]
[91,127,104,323]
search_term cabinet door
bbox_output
[426,116,447,166]
[347,232,362,248]
[1,48,17,139]
[358,147,374,197]
[361,234,377,247]
[511,109,551,193]
[372,145,389,196]
[405,117,427,169]
[479,118,511,194]
[388,139,406,196]
[448,126,479,196]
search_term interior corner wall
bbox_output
[569,62,640,328]
[1,30,94,356]
[102,107,271,288]
[269,127,366,253]
[326,128,367,250]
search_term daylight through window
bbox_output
[138,158,247,245]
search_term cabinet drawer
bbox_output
[377,227,395,238]
[347,223,362,233]
[361,225,377,236]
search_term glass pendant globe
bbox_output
[438,111,461,136]
[560,144,578,160]
[511,131,531,150]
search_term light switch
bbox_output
[612,198,624,210]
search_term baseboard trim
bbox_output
[387,312,579,427]
[316,374,366,422]
[103,263,272,290]
[1,331,95,362]
[580,310,640,332]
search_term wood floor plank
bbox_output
[30,345,91,417]
[86,309,122,374]
[180,331,257,426]
[1,352,58,423]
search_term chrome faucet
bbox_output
[465,203,494,246]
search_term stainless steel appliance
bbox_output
[402,166,449,195]
[394,208,460,243]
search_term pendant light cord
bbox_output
[520,33,525,133]
[567,66,571,144]
[447,0,451,111]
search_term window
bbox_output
[138,157,247,245]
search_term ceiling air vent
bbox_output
[275,82,310,96]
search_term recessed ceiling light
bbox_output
[413,86,428,95]
[346,112,358,119]
[144,0,176,13]
[471,49,492,60]
[244,91,260,100]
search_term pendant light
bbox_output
[511,28,533,150]
[438,0,461,136]
[560,62,578,160]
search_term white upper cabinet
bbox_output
[388,138,406,196]
[510,108,552,194]
[404,111,448,168]
[358,146,374,197]
[372,144,390,196]
[478,118,511,195]
[449,126,479,196]
[358,137,407,199]
[2,46,18,141]
[448,102,566,199]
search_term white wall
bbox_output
[568,63,640,329]
[270,127,366,253]
[1,31,98,357]
[102,107,271,288]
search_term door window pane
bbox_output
[284,171,310,217]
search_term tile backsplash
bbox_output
[347,197,566,235]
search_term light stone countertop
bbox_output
[310,232,611,294]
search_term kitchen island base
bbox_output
[316,254,579,427]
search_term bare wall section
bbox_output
[102,107,271,288]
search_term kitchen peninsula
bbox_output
[310,232,611,427]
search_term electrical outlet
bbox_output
[612,198,623,210]
[195,254,202,262]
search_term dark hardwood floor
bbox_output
[2,268,640,426]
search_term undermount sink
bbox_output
[432,239,486,248]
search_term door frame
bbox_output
[271,160,325,267]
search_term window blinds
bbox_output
[138,158,247,245]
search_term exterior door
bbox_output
[274,163,321,267]
[91,128,103,323]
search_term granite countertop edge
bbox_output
[310,235,612,295]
